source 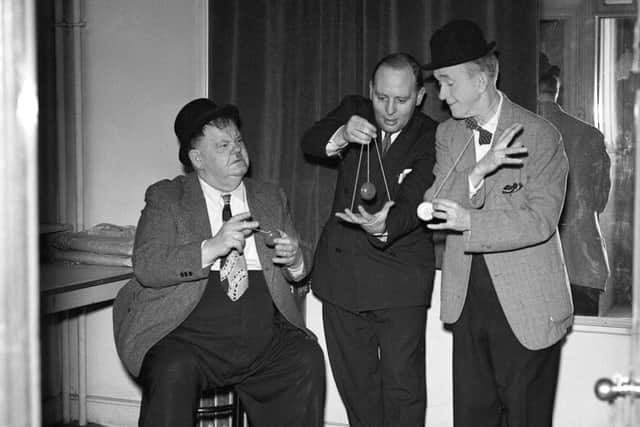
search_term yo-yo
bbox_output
[417,201,434,221]
[264,230,281,247]
[360,182,377,201]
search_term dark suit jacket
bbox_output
[301,95,438,312]
[113,173,312,377]
[538,101,611,290]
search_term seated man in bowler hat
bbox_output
[422,20,572,426]
[112,98,325,427]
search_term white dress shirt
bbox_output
[469,92,504,195]
[199,179,262,270]
[326,126,400,157]
[199,178,305,279]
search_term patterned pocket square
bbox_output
[398,168,413,184]
[502,182,523,194]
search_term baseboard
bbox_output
[45,392,347,427]
[87,395,140,426]
[43,393,140,427]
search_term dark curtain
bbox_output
[210,0,539,249]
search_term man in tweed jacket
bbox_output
[422,21,573,426]
[113,98,325,427]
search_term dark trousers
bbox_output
[322,302,427,427]
[137,271,325,427]
[452,256,562,427]
[571,284,601,316]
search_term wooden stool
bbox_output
[196,386,246,427]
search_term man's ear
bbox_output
[369,81,374,100]
[188,148,201,169]
[476,72,488,93]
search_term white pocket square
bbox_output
[398,168,413,184]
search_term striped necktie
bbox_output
[465,118,493,145]
[381,132,392,155]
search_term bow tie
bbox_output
[465,118,493,145]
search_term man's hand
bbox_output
[272,232,302,268]
[469,123,527,187]
[342,115,377,145]
[335,201,395,235]
[427,199,470,231]
[203,212,258,262]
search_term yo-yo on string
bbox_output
[349,137,392,211]
[417,133,474,221]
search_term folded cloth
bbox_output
[49,223,135,257]
[85,223,136,239]
[50,248,132,268]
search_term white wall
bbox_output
[83,0,207,229]
[54,1,208,425]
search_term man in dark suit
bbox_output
[113,98,325,427]
[538,72,611,315]
[301,52,437,427]
[422,20,572,426]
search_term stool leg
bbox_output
[233,390,242,427]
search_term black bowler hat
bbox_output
[422,20,496,71]
[174,98,241,166]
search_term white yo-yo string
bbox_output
[417,132,475,221]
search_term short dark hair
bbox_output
[371,52,424,90]
[539,73,560,96]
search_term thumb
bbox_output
[380,201,395,214]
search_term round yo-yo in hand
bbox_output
[264,229,281,247]
[360,182,377,201]
[417,201,434,221]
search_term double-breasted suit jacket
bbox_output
[425,95,573,350]
[113,173,312,377]
[301,95,438,312]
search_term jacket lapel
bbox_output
[244,179,276,284]
[453,121,477,173]
[181,173,212,241]
[485,96,520,195]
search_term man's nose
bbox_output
[438,86,447,101]
[385,100,396,115]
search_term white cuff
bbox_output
[286,258,306,281]
[326,125,349,156]
[469,176,484,198]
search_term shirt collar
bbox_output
[198,177,246,205]
[382,130,401,144]
[481,92,503,134]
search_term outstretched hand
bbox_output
[469,123,527,186]
[335,201,395,235]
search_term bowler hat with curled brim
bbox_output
[174,98,241,167]
[422,20,496,71]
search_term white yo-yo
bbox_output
[417,201,434,221]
